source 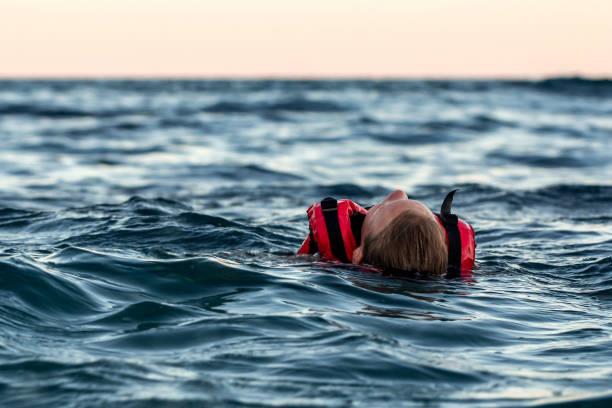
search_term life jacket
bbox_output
[297,191,476,277]
[297,197,368,263]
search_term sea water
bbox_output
[0,79,611,406]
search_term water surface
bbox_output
[0,79,611,407]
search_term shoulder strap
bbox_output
[320,197,349,263]
[437,190,462,278]
[307,224,318,254]
[349,211,366,246]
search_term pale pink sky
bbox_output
[1,0,611,78]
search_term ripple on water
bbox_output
[0,79,611,406]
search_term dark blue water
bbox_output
[0,79,611,407]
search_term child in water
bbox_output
[298,189,476,277]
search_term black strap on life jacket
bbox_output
[307,224,318,254]
[320,197,349,263]
[350,212,366,245]
[436,190,462,278]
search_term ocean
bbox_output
[0,78,611,407]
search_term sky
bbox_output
[1,0,611,78]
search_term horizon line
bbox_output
[0,73,610,81]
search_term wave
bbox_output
[0,255,104,321]
[488,151,593,168]
[201,163,304,181]
[442,184,612,207]
[0,103,139,119]
[367,131,454,145]
[0,196,298,255]
[361,114,515,145]
[535,76,612,96]
[44,247,275,297]
[205,182,389,205]
[203,97,349,114]
[534,391,612,408]
[508,76,612,97]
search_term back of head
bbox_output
[362,209,448,275]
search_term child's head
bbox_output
[352,190,448,275]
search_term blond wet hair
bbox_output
[362,209,448,275]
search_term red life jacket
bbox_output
[297,191,476,277]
